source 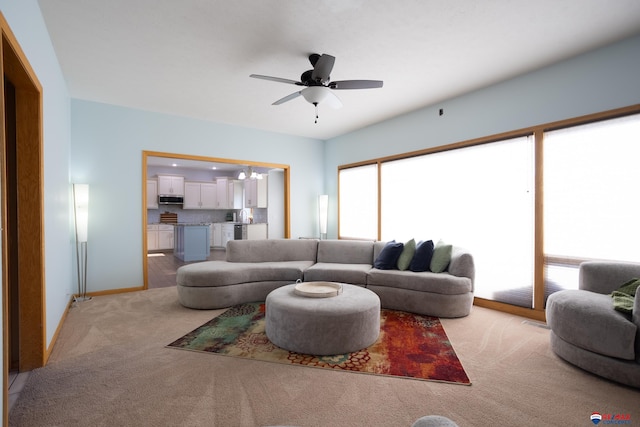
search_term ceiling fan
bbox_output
[250,53,383,122]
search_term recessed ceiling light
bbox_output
[172,163,178,167]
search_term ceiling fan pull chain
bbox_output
[314,103,319,124]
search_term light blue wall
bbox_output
[0,0,73,357]
[70,100,324,291]
[324,34,640,239]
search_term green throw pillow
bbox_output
[430,240,452,273]
[396,238,416,271]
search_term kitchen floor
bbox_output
[147,248,226,288]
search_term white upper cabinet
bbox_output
[157,175,185,196]
[216,178,229,209]
[244,176,268,208]
[147,179,158,209]
[184,182,217,210]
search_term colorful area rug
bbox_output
[168,302,471,385]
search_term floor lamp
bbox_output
[319,194,328,240]
[73,184,91,302]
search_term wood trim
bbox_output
[283,166,290,239]
[533,130,545,311]
[142,154,149,289]
[0,11,46,424]
[85,286,145,297]
[14,86,45,370]
[474,297,546,322]
[143,150,289,171]
[376,161,382,241]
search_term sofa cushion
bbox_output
[367,269,472,295]
[316,239,374,264]
[397,238,416,271]
[373,241,404,270]
[546,289,637,360]
[430,240,452,273]
[304,263,371,285]
[226,239,318,263]
[176,260,314,287]
[409,240,434,272]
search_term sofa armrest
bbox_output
[448,247,475,291]
[579,261,640,295]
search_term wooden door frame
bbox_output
[0,12,46,421]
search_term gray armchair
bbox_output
[546,261,640,388]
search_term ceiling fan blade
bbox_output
[329,80,384,90]
[311,54,335,83]
[250,74,302,86]
[272,91,302,105]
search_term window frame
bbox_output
[337,104,640,321]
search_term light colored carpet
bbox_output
[9,287,640,426]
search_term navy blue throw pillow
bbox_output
[374,241,404,270]
[409,240,435,272]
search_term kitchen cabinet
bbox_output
[229,180,243,209]
[147,224,174,250]
[147,226,158,250]
[221,223,235,248]
[247,223,268,240]
[147,179,158,209]
[157,175,185,196]
[184,181,217,209]
[244,176,268,208]
[216,178,229,208]
[158,225,174,249]
[210,223,222,247]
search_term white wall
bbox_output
[70,100,324,292]
[324,34,640,239]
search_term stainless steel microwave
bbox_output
[158,195,184,205]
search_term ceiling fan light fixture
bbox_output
[238,170,246,180]
[302,86,330,105]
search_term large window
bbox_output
[339,164,378,240]
[543,114,640,297]
[380,137,535,307]
[338,108,640,316]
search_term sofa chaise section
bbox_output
[177,239,318,309]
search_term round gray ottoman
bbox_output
[265,283,380,355]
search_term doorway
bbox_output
[142,151,291,289]
[1,12,47,421]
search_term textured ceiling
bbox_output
[38,0,640,140]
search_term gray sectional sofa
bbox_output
[177,239,475,318]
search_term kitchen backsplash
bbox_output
[148,205,268,224]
